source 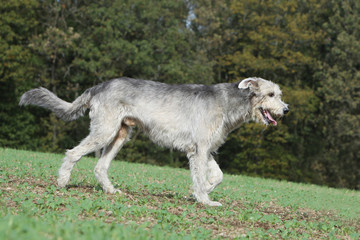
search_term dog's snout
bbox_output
[283,106,289,115]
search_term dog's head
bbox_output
[238,77,289,126]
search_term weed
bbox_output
[0,148,359,239]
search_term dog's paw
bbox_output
[113,189,122,194]
[105,187,122,194]
[57,177,69,188]
[206,201,222,207]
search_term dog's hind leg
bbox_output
[188,148,222,207]
[58,108,123,188]
[205,157,223,194]
[57,133,108,188]
[94,124,131,194]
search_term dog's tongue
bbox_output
[264,110,277,126]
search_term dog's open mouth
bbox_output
[259,107,277,126]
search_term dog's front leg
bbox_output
[187,150,222,207]
[205,157,223,194]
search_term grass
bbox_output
[0,148,359,239]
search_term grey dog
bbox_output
[19,77,289,206]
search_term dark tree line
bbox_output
[1,0,359,189]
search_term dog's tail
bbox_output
[19,87,92,121]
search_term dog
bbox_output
[19,77,289,206]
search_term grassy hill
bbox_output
[0,148,359,239]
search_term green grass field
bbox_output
[0,148,359,239]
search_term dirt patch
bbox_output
[2,174,358,239]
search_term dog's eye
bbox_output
[268,93,274,97]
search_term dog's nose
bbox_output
[283,107,289,115]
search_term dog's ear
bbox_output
[238,78,259,90]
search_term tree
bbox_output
[189,0,234,83]
[192,0,327,181]
[222,0,325,84]
[314,0,360,189]
[0,0,41,149]
[73,0,214,84]
[70,0,215,164]
[28,0,82,152]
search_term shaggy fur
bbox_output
[19,77,289,206]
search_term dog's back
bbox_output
[88,78,252,151]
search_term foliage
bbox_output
[221,0,325,83]
[1,148,359,239]
[0,0,359,189]
[0,0,41,149]
[314,0,360,189]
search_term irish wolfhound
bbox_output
[19,77,289,206]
